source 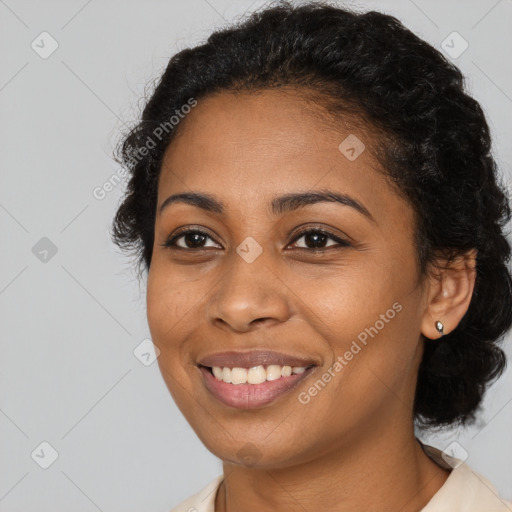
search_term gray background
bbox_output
[1,0,511,510]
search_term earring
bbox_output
[435,321,444,337]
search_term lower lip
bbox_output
[199,366,314,409]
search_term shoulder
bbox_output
[169,475,223,512]
[421,444,512,512]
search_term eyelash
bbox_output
[161,227,351,252]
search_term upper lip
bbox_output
[197,350,318,368]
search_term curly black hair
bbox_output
[111,1,512,430]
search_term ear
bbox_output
[420,248,478,340]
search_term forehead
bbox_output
[157,88,407,223]
[163,88,370,162]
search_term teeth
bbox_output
[222,367,232,383]
[210,364,309,384]
[248,365,267,384]
[212,366,223,380]
[266,364,282,381]
[281,365,292,377]
[231,367,248,384]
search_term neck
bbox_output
[216,423,450,512]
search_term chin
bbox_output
[198,434,314,470]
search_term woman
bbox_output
[111,1,512,510]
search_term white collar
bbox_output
[170,444,511,511]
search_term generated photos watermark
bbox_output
[298,301,403,404]
[93,97,197,200]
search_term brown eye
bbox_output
[162,229,221,250]
[289,229,351,250]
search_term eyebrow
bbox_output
[159,189,376,223]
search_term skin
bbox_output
[146,88,477,512]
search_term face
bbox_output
[147,88,430,468]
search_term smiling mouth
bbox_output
[198,363,316,409]
[200,364,315,384]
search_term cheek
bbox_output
[305,260,419,398]
[147,262,192,337]
[306,262,395,342]
[147,270,204,414]
[146,268,192,372]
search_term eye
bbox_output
[161,227,351,252]
[161,228,221,250]
[288,228,351,251]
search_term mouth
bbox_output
[197,358,317,409]
[201,363,315,383]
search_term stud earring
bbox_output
[435,321,444,337]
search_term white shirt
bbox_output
[170,444,512,511]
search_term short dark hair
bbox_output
[111,0,512,430]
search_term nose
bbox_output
[206,251,291,333]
